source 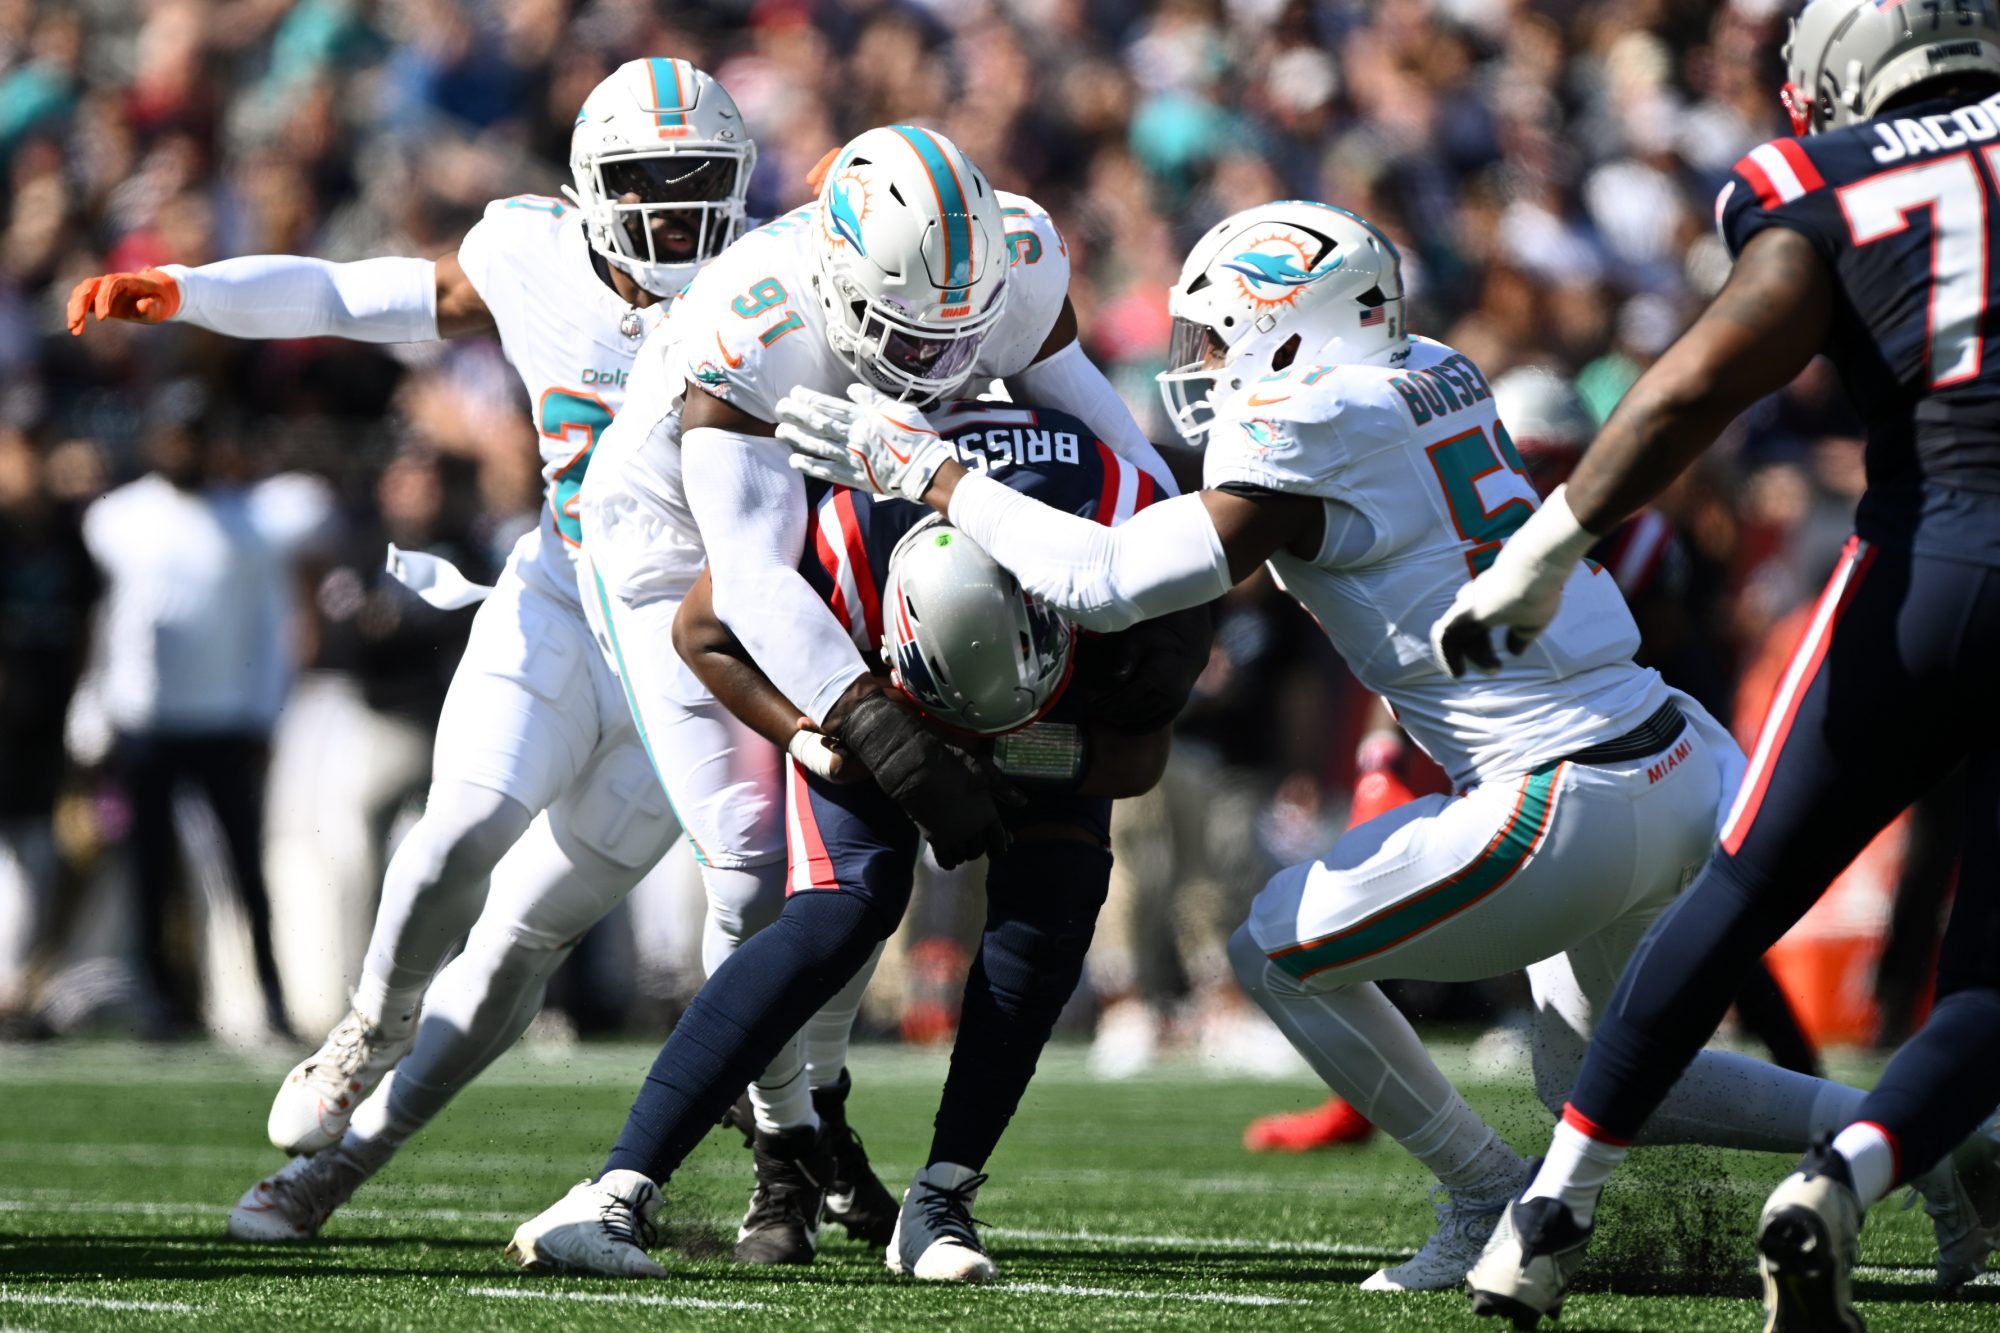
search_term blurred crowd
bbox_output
[0,0,1929,1060]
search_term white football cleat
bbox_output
[887,1162,996,1283]
[1909,1106,2000,1292]
[505,1170,667,1278]
[1363,1168,1529,1292]
[267,1008,415,1155]
[226,1148,371,1241]
[1758,1144,1864,1333]
[1465,1192,1593,1328]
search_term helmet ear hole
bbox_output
[1271,333,1300,372]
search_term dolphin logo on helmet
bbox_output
[812,126,1011,402]
[1159,201,1408,444]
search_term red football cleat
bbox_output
[1244,1096,1377,1152]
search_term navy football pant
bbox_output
[604,766,1111,1182]
[1569,537,2000,1182]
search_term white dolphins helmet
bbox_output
[812,125,1010,403]
[881,516,1074,735]
[1158,200,1407,444]
[565,58,757,298]
[1782,0,2000,134]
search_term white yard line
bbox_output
[463,1286,765,1311]
[997,1281,1303,1307]
[0,1198,521,1226]
[0,1289,197,1314]
[990,1225,1395,1258]
[1855,1264,2000,1287]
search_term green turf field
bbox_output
[0,1039,1992,1330]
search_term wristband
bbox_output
[787,730,843,782]
[992,722,1087,785]
[1509,485,1599,579]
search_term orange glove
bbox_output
[804,147,840,194]
[65,267,183,335]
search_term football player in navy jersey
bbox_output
[1437,1,2000,1325]
[504,402,1208,1282]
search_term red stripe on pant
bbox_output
[1562,1101,1634,1148]
[1720,536,1878,855]
[788,761,838,894]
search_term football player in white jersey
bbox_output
[780,200,1959,1293]
[502,125,1183,1280]
[61,59,898,1250]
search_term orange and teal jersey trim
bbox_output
[1268,762,1565,980]
[590,565,709,866]
[888,125,974,300]
[645,58,691,131]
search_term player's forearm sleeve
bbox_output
[1009,341,1178,495]
[161,255,439,343]
[682,426,870,724]
[947,474,1230,632]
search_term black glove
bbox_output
[834,692,1010,869]
[1073,602,1215,735]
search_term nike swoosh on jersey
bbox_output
[716,332,744,370]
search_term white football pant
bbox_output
[1232,694,1864,1197]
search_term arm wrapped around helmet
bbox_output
[1071,601,1215,736]
[833,691,1011,869]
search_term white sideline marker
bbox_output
[0,1289,198,1314]
[464,1286,766,1311]
[997,1282,1303,1307]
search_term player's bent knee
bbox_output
[412,783,535,888]
[1228,921,1277,998]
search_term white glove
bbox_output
[1429,485,1598,677]
[777,383,954,502]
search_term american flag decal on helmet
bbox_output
[1360,306,1386,327]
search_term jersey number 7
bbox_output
[1838,149,2000,388]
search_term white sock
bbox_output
[1523,1116,1628,1228]
[349,969,420,1035]
[806,944,881,1089]
[1832,1120,1898,1206]
[1637,1050,1868,1154]
[340,1070,407,1174]
[1231,931,1524,1199]
[1808,1081,1869,1143]
[750,1033,818,1134]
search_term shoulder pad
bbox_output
[674,226,816,424]
[1202,363,1414,498]
[1716,138,1832,257]
[978,193,1073,378]
[459,196,575,297]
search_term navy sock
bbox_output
[927,838,1111,1169]
[1852,987,2000,1184]
[603,890,895,1181]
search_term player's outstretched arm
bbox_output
[781,386,1317,631]
[1006,298,1175,492]
[66,250,478,343]
[1433,227,1833,676]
